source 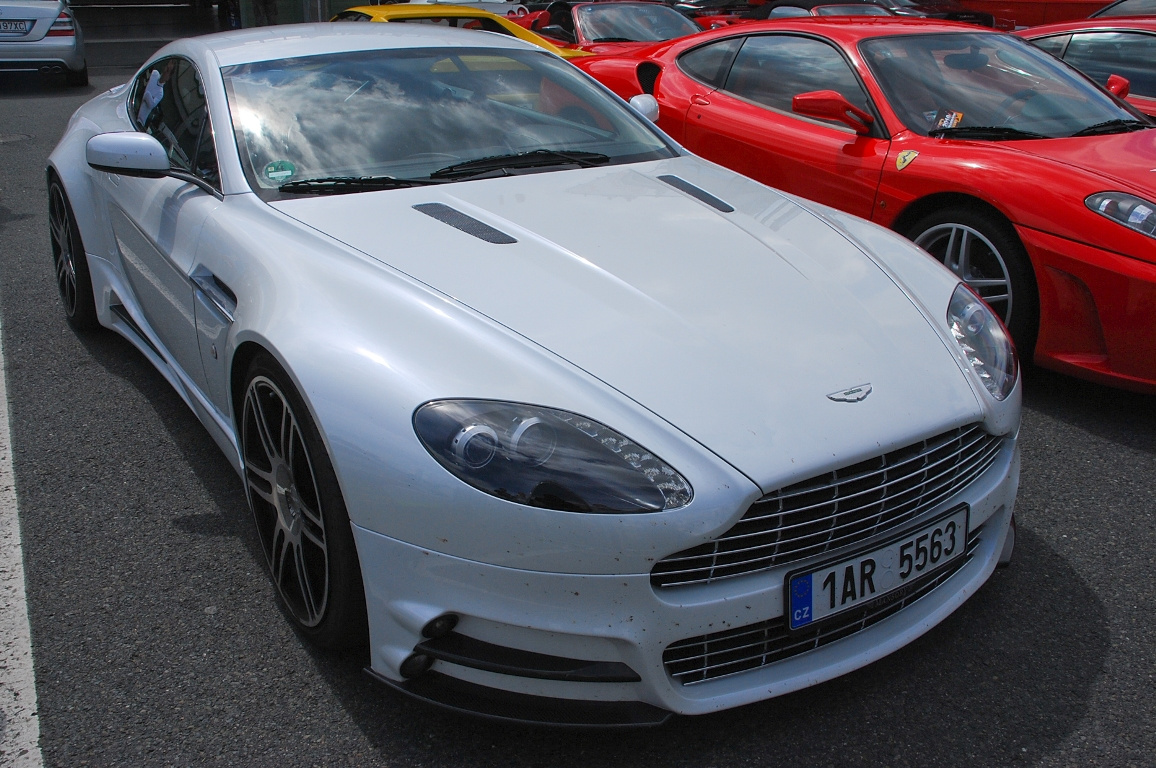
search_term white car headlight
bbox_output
[947,283,1017,401]
[1086,191,1156,238]
[414,400,693,514]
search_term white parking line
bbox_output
[0,313,45,768]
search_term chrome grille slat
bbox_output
[652,425,1002,588]
[664,530,982,684]
[679,436,999,550]
[653,439,999,584]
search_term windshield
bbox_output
[575,3,701,42]
[222,46,675,199]
[861,32,1151,138]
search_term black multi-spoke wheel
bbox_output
[48,178,98,331]
[907,206,1039,357]
[241,354,367,649]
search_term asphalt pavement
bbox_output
[0,48,1154,768]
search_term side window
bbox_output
[1063,32,1156,99]
[1028,34,1070,58]
[677,38,743,89]
[722,35,872,126]
[333,11,371,20]
[129,57,220,189]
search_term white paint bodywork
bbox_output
[47,23,1020,720]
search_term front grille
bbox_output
[664,527,981,685]
[652,424,1003,588]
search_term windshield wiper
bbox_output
[431,150,610,180]
[1069,118,1152,138]
[279,175,444,195]
[590,37,636,42]
[928,125,1046,140]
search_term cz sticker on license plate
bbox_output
[786,505,969,631]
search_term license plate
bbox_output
[786,505,969,631]
[0,20,31,32]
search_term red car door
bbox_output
[677,33,890,220]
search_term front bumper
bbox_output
[354,437,1020,724]
[1020,226,1156,394]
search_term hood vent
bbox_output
[658,175,734,213]
[413,203,517,245]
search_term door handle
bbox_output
[691,94,711,106]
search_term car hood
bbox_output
[272,160,980,491]
[1004,129,1156,194]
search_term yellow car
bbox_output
[332,4,590,59]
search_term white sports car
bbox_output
[47,22,1021,725]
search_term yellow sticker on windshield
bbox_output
[896,150,919,171]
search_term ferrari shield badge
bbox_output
[828,384,872,403]
[895,151,919,171]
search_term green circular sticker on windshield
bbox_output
[264,160,296,182]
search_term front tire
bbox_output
[906,206,1038,356]
[241,354,367,650]
[48,178,99,331]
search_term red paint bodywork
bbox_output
[952,0,1110,28]
[576,18,1156,392]
[1017,18,1156,117]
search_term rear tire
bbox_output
[240,353,368,650]
[906,206,1038,357]
[65,66,88,87]
[48,178,99,331]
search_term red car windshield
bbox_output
[861,32,1149,138]
[576,3,701,42]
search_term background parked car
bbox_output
[1018,18,1156,115]
[519,0,704,52]
[745,0,997,24]
[0,0,86,85]
[331,3,587,58]
[576,18,1156,393]
[1088,0,1155,15]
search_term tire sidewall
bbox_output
[242,353,368,651]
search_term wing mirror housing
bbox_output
[792,89,874,135]
[629,93,660,122]
[86,132,170,178]
[1106,73,1130,98]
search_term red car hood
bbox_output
[1004,129,1156,195]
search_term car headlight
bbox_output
[1086,191,1156,238]
[947,283,1017,401]
[413,400,693,514]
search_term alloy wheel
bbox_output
[242,375,330,627]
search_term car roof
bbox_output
[707,16,997,42]
[340,3,517,19]
[168,20,539,67]
[1017,17,1156,35]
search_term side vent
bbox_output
[413,203,517,244]
[637,62,661,95]
[657,175,735,213]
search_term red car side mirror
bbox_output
[792,90,874,135]
[1106,74,1130,99]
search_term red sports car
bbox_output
[517,0,705,53]
[1018,18,1156,117]
[577,19,1156,393]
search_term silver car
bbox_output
[0,0,86,85]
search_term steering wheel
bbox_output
[996,88,1037,122]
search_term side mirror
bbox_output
[629,93,660,122]
[1106,73,1130,99]
[792,89,874,135]
[87,132,169,178]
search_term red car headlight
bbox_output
[1086,191,1156,238]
